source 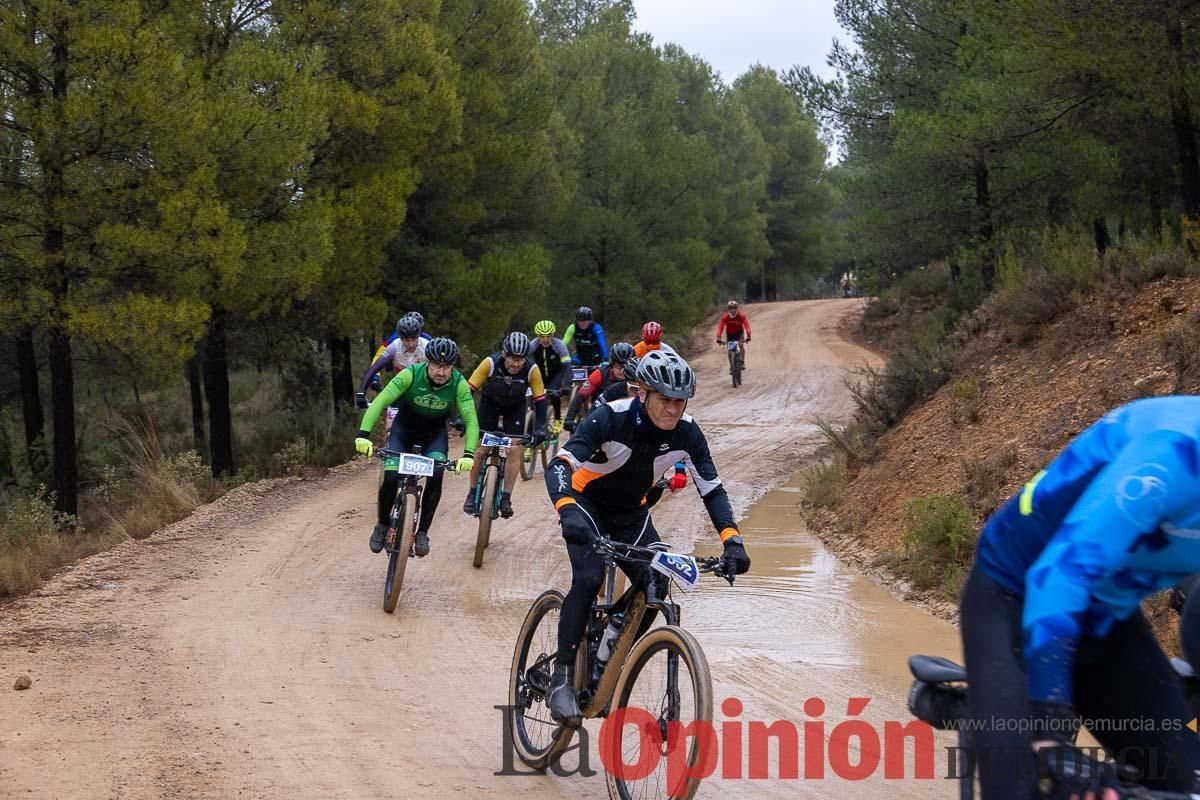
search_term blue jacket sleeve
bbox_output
[1022,431,1197,705]
[595,324,609,360]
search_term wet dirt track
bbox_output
[0,300,962,799]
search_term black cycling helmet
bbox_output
[635,350,695,399]
[395,314,422,338]
[576,306,593,321]
[425,337,459,365]
[407,310,424,328]
[503,331,530,357]
[610,341,635,367]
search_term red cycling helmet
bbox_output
[642,321,662,343]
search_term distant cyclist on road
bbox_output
[354,338,478,557]
[357,314,427,409]
[562,306,608,367]
[464,332,548,519]
[542,350,751,726]
[529,320,570,425]
[961,396,1200,799]
[716,300,751,369]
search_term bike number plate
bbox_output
[650,551,700,592]
[482,432,512,448]
[726,341,739,350]
[572,367,589,382]
[398,453,435,477]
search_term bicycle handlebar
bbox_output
[590,536,737,584]
[477,430,536,446]
[374,448,454,468]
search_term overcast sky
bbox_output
[632,0,848,86]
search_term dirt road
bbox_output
[0,300,960,799]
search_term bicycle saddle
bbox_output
[909,655,968,683]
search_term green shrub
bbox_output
[950,374,984,424]
[848,328,950,433]
[902,494,976,565]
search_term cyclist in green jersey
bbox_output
[355,338,480,556]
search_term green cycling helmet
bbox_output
[533,320,556,337]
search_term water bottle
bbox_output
[596,612,625,665]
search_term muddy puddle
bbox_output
[675,471,965,797]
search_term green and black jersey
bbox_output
[358,363,480,456]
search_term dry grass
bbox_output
[800,456,846,508]
[93,414,225,540]
[0,490,122,596]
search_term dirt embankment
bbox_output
[803,277,1200,625]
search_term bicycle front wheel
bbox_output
[474,465,498,568]
[606,626,714,800]
[507,589,578,771]
[520,409,538,481]
[383,492,416,614]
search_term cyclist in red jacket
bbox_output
[716,300,751,368]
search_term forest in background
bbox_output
[0,0,836,590]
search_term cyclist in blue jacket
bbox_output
[962,395,1200,798]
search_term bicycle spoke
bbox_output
[615,643,701,800]
[515,604,563,754]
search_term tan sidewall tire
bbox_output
[507,589,577,770]
[605,626,713,800]
[383,493,416,614]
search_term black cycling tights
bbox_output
[555,501,669,667]
[376,465,444,534]
[960,563,1200,798]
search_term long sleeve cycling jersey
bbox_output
[528,338,570,393]
[359,363,480,457]
[359,338,427,394]
[977,396,1200,705]
[717,312,751,339]
[544,396,739,541]
[579,364,624,399]
[563,322,609,366]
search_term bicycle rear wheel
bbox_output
[507,589,578,770]
[383,492,416,614]
[605,626,713,800]
[474,464,499,568]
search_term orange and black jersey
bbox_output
[545,396,739,541]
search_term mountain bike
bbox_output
[520,413,562,481]
[725,339,743,388]
[507,534,736,800]
[566,365,593,417]
[374,447,452,614]
[906,653,1200,800]
[466,430,532,568]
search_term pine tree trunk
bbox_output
[47,323,76,516]
[202,307,234,478]
[16,324,45,477]
[974,152,996,291]
[1094,217,1110,256]
[328,334,354,413]
[187,354,206,458]
[1168,12,1200,225]
[43,19,75,516]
